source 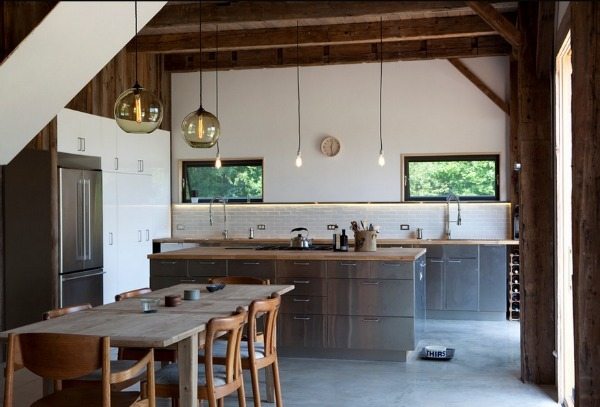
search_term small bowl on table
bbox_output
[183,289,201,300]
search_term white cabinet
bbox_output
[57,108,171,303]
[57,109,104,157]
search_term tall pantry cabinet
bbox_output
[57,109,170,303]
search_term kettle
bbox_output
[290,227,312,248]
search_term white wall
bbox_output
[171,56,509,203]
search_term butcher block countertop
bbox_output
[154,238,518,246]
[148,247,426,261]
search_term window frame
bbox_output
[181,159,264,203]
[403,154,500,202]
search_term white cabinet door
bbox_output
[100,118,118,172]
[102,172,119,304]
[57,109,104,157]
[116,130,146,173]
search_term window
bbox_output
[404,155,499,201]
[182,159,263,203]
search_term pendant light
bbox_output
[214,24,222,169]
[114,0,164,134]
[378,17,386,167]
[295,21,303,168]
[182,0,220,148]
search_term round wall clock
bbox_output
[320,136,341,157]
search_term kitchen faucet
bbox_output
[209,197,228,239]
[445,192,462,239]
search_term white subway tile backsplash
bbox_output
[171,202,511,240]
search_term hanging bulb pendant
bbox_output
[115,84,164,134]
[378,150,386,167]
[295,151,303,167]
[182,107,220,148]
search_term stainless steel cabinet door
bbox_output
[327,316,415,351]
[426,257,444,310]
[278,314,326,348]
[445,258,479,311]
[479,245,507,312]
[327,279,414,317]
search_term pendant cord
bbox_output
[296,21,301,155]
[198,0,203,107]
[379,16,383,154]
[134,0,138,85]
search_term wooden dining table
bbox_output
[0,283,294,407]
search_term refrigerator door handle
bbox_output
[85,179,92,260]
[77,179,85,260]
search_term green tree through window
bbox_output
[404,155,499,201]
[182,160,263,202]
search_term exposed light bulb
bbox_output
[215,154,222,169]
[198,115,204,139]
[378,151,385,167]
[295,152,303,167]
[134,92,142,123]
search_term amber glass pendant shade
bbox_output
[114,83,163,133]
[182,106,220,148]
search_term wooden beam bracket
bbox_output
[448,58,509,114]
[467,1,521,48]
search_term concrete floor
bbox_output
[1,320,558,407]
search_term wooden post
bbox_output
[571,2,600,405]
[509,57,519,208]
[517,2,556,385]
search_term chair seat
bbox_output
[155,363,227,387]
[31,386,141,407]
[200,340,265,360]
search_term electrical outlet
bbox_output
[327,224,338,230]
[176,224,185,230]
[257,224,266,230]
[400,224,410,230]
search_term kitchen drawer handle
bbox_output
[293,316,311,321]
[196,261,216,265]
[361,281,380,285]
[382,262,401,267]
[430,260,444,263]
[292,280,310,284]
[137,230,142,242]
[160,261,178,265]
[292,298,311,302]
[447,260,462,263]
[180,279,196,283]
[340,262,357,267]
[242,262,261,265]
[292,262,311,266]
[108,232,113,246]
[363,318,380,322]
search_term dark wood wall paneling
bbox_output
[67,51,171,132]
[571,3,600,405]
[517,2,556,385]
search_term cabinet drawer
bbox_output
[188,260,227,277]
[150,275,201,290]
[281,296,326,315]
[276,277,326,296]
[150,260,187,277]
[371,261,413,279]
[327,316,415,351]
[418,244,443,258]
[327,260,370,278]
[327,279,414,317]
[228,259,276,280]
[278,314,326,348]
[277,260,326,278]
[445,245,478,259]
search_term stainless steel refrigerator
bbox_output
[59,168,103,307]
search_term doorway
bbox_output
[555,32,575,407]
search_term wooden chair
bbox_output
[115,287,152,302]
[154,308,248,407]
[202,293,283,407]
[209,276,270,285]
[3,332,156,407]
[114,288,177,363]
[42,303,146,391]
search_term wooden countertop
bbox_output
[148,247,427,261]
[153,237,519,246]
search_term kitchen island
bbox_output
[148,247,426,361]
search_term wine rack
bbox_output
[508,249,520,320]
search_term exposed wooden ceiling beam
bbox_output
[448,58,508,114]
[164,35,510,72]
[131,13,515,54]
[144,1,516,33]
[466,1,521,48]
